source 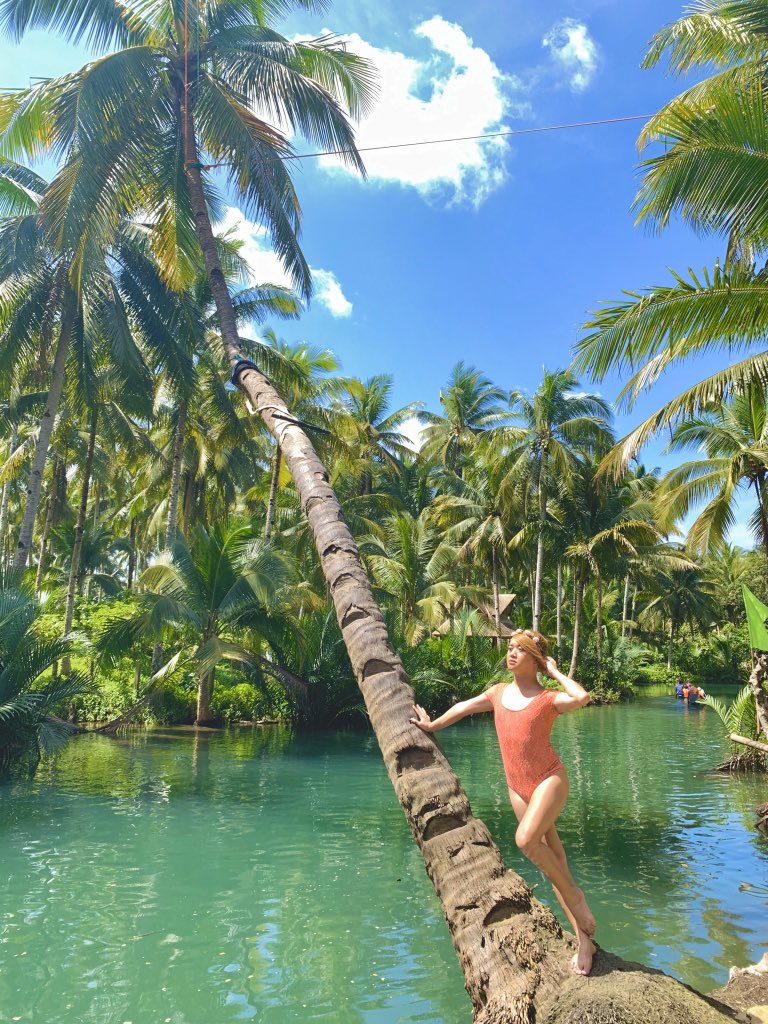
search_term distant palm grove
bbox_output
[1,0,768,778]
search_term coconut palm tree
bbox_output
[361,510,458,646]
[432,442,523,637]
[508,369,612,631]
[641,564,718,669]
[637,0,768,258]
[657,381,768,557]
[703,684,763,769]
[252,331,341,538]
[332,375,421,496]
[573,2,768,476]
[557,458,668,672]
[420,362,507,476]
[0,163,193,568]
[97,522,295,724]
[0,3,744,1016]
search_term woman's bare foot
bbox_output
[570,932,596,976]
[570,887,597,937]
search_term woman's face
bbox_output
[506,640,533,673]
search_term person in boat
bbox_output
[410,627,597,976]
[682,683,690,701]
[688,683,698,703]
[697,686,706,699]
[675,680,684,698]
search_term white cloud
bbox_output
[312,17,529,206]
[311,268,352,318]
[399,415,425,453]
[218,207,352,318]
[542,19,598,92]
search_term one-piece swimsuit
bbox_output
[486,683,564,801]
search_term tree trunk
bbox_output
[61,407,98,675]
[556,563,562,651]
[91,480,99,528]
[14,302,74,568]
[127,518,137,590]
[622,574,631,639]
[748,652,768,738]
[629,584,637,639]
[254,653,309,704]
[491,548,501,641]
[181,470,194,534]
[754,475,768,561]
[196,669,216,726]
[133,661,141,698]
[34,474,57,598]
[165,401,187,546]
[264,444,281,540]
[0,424,17,567]
[533,474,546,632]
[183,113,738,1023]
[595,573,603,667]
[570,577,584,678]
[667,620,675,670]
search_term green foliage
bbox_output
[703,684,758,739]
[403,627,505,713]
[0,572,83,776]
[287,609,360,728]
[576,635,641,699]
[702,683,764,768]
[149,679,197,726]
[635,664,681,688]
[210,683,267,724]
[675,622,751,685]
[67,673,137,723]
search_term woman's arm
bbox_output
[411,690,494,733]
[545,657,591,713]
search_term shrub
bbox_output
[68,673,136,722]
[210,683,266,723]
[576,636,638,700]
[635,664,679,688]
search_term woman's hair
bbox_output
[507,628,550,673]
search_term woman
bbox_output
[410,628,596,975]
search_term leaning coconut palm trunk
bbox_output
[184,141,736,1024]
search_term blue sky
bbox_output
[0,1,753,543]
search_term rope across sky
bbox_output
[283,113,655,162]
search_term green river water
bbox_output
[1,691,767,1023]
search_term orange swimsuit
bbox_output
[486,684,565,801]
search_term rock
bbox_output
[713,954,768,1019]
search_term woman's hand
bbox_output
[410,704,434,732]
[545,656,559,679]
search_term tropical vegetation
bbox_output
[0,0,767,1017]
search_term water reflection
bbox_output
[0,698,767,1023]
[446,694,768,993]
[1,728,468,1023]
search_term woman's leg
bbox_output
[512,773,597,951]
[543,826,597,976]
[508,790,582,937]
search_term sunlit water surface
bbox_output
[1,691,767,1023]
